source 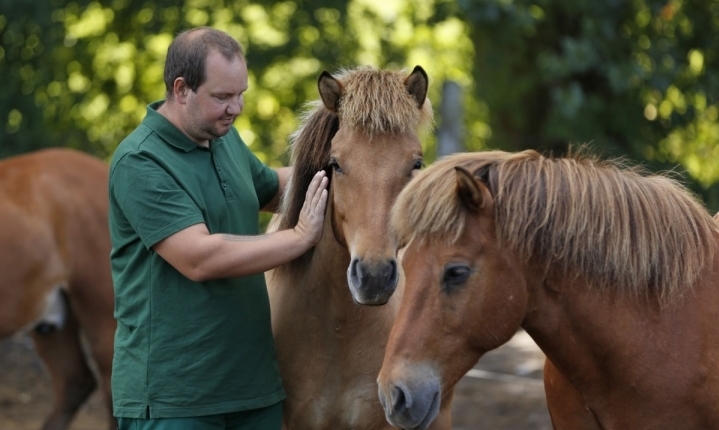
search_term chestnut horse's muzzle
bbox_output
[378,366,441,430]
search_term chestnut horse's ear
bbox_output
[404,66,428,108]
[455,166,489,213]
[318,71,343,112]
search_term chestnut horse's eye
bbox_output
[442,264,472,289]
[329,158,343,174]
[413,159,424,170]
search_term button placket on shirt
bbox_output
[210,151,234,199]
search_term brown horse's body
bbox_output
[0,148,116,430]
[267,67,453,429]
[378,150,719,430]
[534,264,719,429]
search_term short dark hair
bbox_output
[163,27,244,100]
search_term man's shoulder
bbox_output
[110,124,166,171]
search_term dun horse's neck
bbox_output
[310,213,353,295]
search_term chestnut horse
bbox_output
[266,66,454,429]
[0,148,116,430]
[378,149,719,430]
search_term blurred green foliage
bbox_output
[459,0,719,209]
[1,0,718,211]
[0,0,477,164]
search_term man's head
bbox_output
[162,27,248,145]
[164,27,244,100]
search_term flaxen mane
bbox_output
[392,149,719,306]
[273,66,433,270]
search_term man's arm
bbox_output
[154,170,327,282]
[261,166,292,213]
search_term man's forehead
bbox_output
[201,52,247,90]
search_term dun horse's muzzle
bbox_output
[347,258,398,305]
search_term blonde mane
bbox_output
[392,149,719,306]
[274,66,433,270]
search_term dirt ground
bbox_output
[0,330,551,430]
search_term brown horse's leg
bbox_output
[31,301,97,430]
[68,294,117,430]
[543,359,600,430]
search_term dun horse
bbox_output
[378,149,719,430]
[0,148,116,430]
[266,66,454,429]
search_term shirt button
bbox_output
[222,183,227,188]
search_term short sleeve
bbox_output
[110,152,205,249]
[247,150,279,208]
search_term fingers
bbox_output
[314,184,328,215]
[312,177,328,210]
[294,171,328,247]
[305,170,326,203]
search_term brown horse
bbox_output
[378,149,719,430]
[266,66,454,429]
[0,148,116,430]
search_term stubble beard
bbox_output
[189,117,231,143]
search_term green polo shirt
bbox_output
[108,101,284,418]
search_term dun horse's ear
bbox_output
[476,165,491,185]
[404,66,428,109]
[455,166,488,212]
[318,71,343,112]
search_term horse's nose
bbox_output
[378,380,440,430]
[347,258,398,305]
[378,382,411,417]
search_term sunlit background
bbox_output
[2,0,719,210]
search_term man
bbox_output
[108,27,328,430]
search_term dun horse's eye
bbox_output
[442,264,471,288]
[413,159,424,170]
[329,158,343,174]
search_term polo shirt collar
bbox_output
[144,101,224,152]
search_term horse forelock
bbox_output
[391,152,502,247]
[393,149,719,307]
[336,66,433,135]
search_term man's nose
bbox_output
[226,97,243,115]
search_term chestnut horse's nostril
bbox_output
[391,383,411,412]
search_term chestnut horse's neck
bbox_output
[523,254,719,428]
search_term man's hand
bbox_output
[294,170,329,246]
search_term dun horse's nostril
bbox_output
[388,259,398,281]
[348,258,399,304]
[349,258,361,284]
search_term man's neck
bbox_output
[157,100,210,148]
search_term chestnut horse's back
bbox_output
[0,148,116,430]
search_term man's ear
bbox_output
[173,78,190,104]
